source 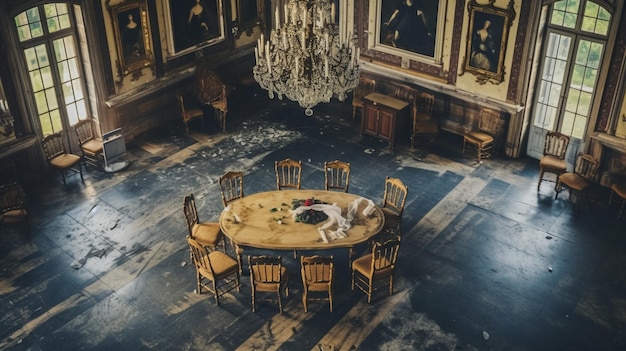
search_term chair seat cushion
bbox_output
[192,222,222,247]
[559,173,590,192]
[50,153,81,169]
[611,182,626,199]
[465,132,494,145]
[352,254,392,277]
[82,139,103,154]
[1,209,28,223]
[539,155,566,173]
[382,208,401,228]
[211,101,227,110]
[413,120,439,134]
[199,251,238,278]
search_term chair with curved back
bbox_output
[73,119,103,169]
[275,158,302,190]
[555,152,599,209]
[300,255,334,312]
[324,160,350,192]
[177,94,204,134]
[351,236,401,303]
[609,181,626,217]
[0,182,30,237]
[537,131,570,191]
[187,236,240,305]
[42,131,84,189]
[183,194,225,262]
[463,108,501,160]
[249,255,289,313]
[352,77,376,121]
[411,91,438,148]
[381,176,408,234]
[219,171,244,208]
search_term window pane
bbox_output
[45,87,58,110]
[41,66,54,89]
[29,70,44,91]
[50,109,63,132]
[34,91,48,114]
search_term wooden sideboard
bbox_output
[361,92,410,150]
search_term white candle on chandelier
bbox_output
[331,3,336,24]
[325,32,329,52]
[275,7,280,29]
[282,30,287,48]
[325,57,329,78]
[284,4,288,24]
[301,30,305,50]
[295,59,299,76]
[255,46,259,64]
[303,7,307,28]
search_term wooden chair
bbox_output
[187,236,240,305]
[210,85,228,132]
[352,77,376,121]
[352,237,401,303]
[537,132,570,191]
[555,152,599,209]
[42,131,84,188]
[463,108,501,160]
[411,91,438,148]
[0,182,30,236]
[609,182,626,217]
[219,171,244,208]
[381,176,408,233]
[275,158,302,190]
[73,119,103,169]
[177,94,204,134]
[183,194,225,261]
[300,255,334,312]
[324,160,350,192]
[249,255,289,313]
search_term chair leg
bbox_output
[537,169,545,191]
[303,288,308,312]
[213,279,219,305]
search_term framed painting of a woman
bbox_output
[111,0,154,75]
[461,0,516,84]
[165,0,225,56]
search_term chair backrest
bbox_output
[275,158,302,190]
[477,108,502,136]
[543,131,570,159]
[370,238,401,273]
[324,160,350,192]
[382,176,408,217]
[73,119,96,146]
[301,255,333,285]
[42,132,68,161]
[414,91,435,121]
[183,194,200,236]
[219,171,244,208]
[187,236,216,275]
[354,77,376,99]
[573,152,599,181]
[0,182,26,216]
[249,255,284,285]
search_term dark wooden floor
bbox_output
[2,86,626,350]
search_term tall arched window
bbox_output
[527,0,612,159]
[14,3,90,136]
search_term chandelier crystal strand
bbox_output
[253,0,361,116]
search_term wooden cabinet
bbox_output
[361,93,409,150]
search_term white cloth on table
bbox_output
[290,197,377,243]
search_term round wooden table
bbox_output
[219,190,385,271]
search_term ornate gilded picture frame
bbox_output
[111,0,154,75]
[461,0,516,84]
[165,0,225,57]
[233,0,264,38]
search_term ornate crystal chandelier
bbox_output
[253,0,360,116]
